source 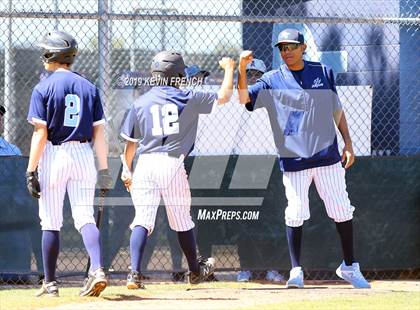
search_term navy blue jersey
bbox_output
[27,69,105,145]
[246,61,341,172]
[121,86,217,157]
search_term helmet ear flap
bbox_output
[41,52,54,63]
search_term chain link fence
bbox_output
[0,0,419,286]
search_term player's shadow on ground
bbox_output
[103,294,144,301]
[241,286,328,290]
[104,294,237,302]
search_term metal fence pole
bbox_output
[54,0,59,29]
[98,0,114,154]
[4,0,13,142]
[98,0,111,108]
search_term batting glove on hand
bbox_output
[97,169,113,193]
[26,171,40,199]
[121,171,132,192]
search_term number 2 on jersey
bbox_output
[64,94,80,127]
[150,104,180,136]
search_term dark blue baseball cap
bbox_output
[275,28,304,47]
[185,65,210,79]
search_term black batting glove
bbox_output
[97,169,113,193]
[26,171,41,199]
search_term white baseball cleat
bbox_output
[336,261,371,289]
[265,270,284,282]
[36,280,59,297]
[237,270,252,282]
[286,266,304,288]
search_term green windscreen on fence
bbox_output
[0,156,419,279]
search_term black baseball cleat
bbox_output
[126,271,145,289]
[36,280,59,297]
[188,257,215,285]
[80,268,107,297]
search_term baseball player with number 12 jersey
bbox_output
[26,31,112,297]
[120,51,235,289]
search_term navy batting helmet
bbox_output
[151,51,186,79]
[38,31,78,64]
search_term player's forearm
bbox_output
[217,65,235,104]
[337,111,352,145]
[92,124,109,170]
[27,126,48,172]
[124,141,137,171]
[237,65,250,104]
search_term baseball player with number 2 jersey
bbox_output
[26,31,112,297]
[120,51,235,289]
[238,29,370,289]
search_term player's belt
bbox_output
[50,139,91,146]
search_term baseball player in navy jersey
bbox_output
[26,31,112,297]
[120,51,235,288]
[238,28,370,289]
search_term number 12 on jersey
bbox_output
[150,103,180,136]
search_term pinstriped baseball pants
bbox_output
[283,162,355,227]
[130,153,194,235]
[38,141,97,231]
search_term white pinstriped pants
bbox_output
[38,142,97,231]
[283,162,355,227]
[130,153,194,235]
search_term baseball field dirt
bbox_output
[1,280,419,310]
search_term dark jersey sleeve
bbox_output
[27,87,47,126]
[188,90,218,114]
[246,75,271,111]
[120,105,142,142]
